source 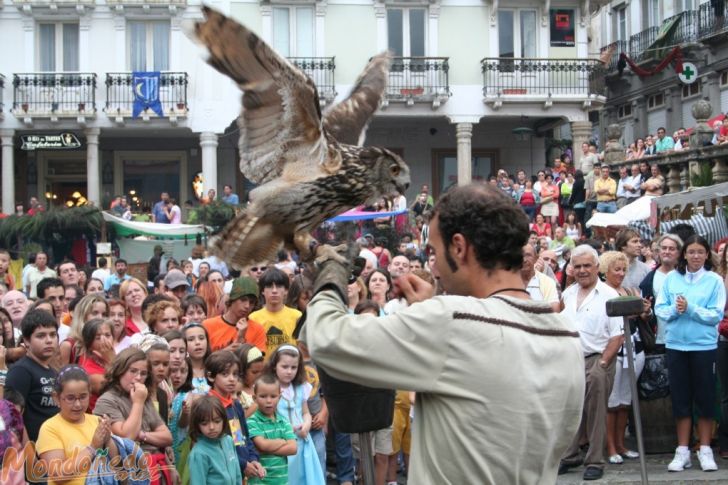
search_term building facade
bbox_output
[0,0,606,215]
[593,0,728,148]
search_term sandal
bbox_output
[608,454,624,464]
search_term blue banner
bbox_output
[132,71,163,118]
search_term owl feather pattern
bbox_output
[192,6,411,268]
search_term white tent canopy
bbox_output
[102,212,209,239]
[586,196,655,228]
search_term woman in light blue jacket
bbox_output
[656,235,726,473]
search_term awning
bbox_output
[586,196,656,228]
[103,212,209,239]
[654,182,728,216]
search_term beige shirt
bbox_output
[302,291,585,484]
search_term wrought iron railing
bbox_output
[104,72,188,117]
[698,1,728,39]
[480,58,606,97]
[106,0,186,6]
[289,57,336,101]
[663,10,698,45]
[628,26,658,62]
[600,40,627,72]
[385,57,450,101]
[12,73,96,115]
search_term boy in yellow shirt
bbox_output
[249,269,302,357]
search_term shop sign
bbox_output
[21,133,82,151]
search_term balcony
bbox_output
[627,26,659,63]
[104,72,188,124]
[663,10,698,45]
[480,58,606,109]
[12,73,97,123]
[603,11,699,72]
[699,1,728,40]
[600,40,627,72]
[106,0,185,12]
[289,57,336,104]
[383,57,450,108]
[11,0,95,13]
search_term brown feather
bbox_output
[322,52,391,146]
[193,6,330,186]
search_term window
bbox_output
[387,8,426,57]
[272,6,314,57]
[433,150,498,196]
[38,23,79,72]
[498,9,537,58]
[646,0,660,28]
[721,71,728,87]
[677,0,695,13]
[647,93,664,109]
[618,103,633,119]
[681,82,701,98]
[614,6,627,41]
[128,21,169,71]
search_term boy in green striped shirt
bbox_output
[247,374,298,484]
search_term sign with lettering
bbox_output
[20,133,81,151]
[550,9,575,47]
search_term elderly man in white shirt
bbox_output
[559,244,624,481]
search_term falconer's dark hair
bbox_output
[431,184,528,273]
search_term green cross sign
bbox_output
[679,63,698,84]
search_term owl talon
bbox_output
[314,244,349,266]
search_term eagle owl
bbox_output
[192,6,411,269]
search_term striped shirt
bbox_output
[247,410,296,485]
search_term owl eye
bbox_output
[390,165,400,176]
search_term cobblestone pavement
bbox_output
[327,453,728,484]
[556,453,728,484]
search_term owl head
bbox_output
[359,147,411,199]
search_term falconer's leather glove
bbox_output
[311,243,364,306]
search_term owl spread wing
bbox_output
[193,6,336,185]
[322,53,391,146]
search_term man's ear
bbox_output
[450,233,468,263]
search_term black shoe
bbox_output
[583,466,604,481]
[558,457,582,475]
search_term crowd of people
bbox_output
[0,169,727,484]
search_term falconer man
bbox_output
[302,184,585,484]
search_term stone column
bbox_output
[603,124,625,167]
[571,120,593,172]
[1,130,15,215]
[690,99,714,148]
[667,165,682,194]
[200,132,219,196]
[86,128,101,207]
[455,123,472,186]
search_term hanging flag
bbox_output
[132,71,164,118]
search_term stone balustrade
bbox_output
[606,99,728,193]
